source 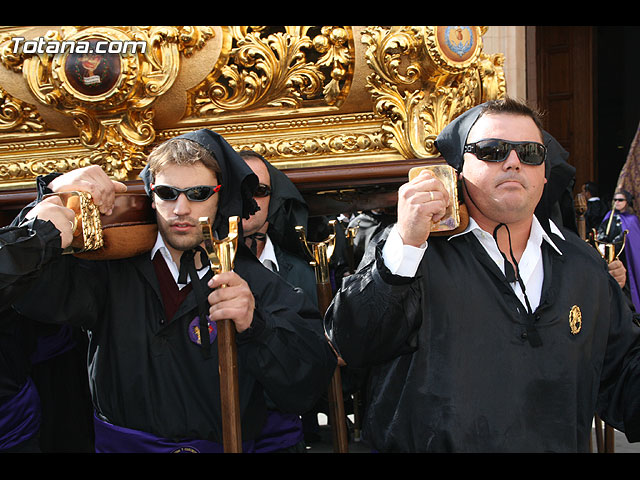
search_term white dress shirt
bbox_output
[382,216,564,311]
[150,233,210,290]
[257,234,280,273]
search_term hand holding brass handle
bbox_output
[198,215,243,453]
[43,191,104,254]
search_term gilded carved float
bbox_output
[0,25,505,215]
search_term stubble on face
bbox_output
[157,214,204,252]
[152,162,220,260]
[461,113,547,227]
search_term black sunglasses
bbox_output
[151,184,222,202]
[254,183,271,198]
[463,138,547,166]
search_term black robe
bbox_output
[0,219,61,410]
[0,219,60,451]
[7,129,336,448]
[325,225,640,452]
[260,156,317,307]
[11,241,336,444]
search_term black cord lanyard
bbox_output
[463,178,543,347]
[492,223,542,347]
[178,247,214,358]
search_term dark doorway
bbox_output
[533,26,640,204]
[595,26,640,203]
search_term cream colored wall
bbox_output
[483,26,528,101]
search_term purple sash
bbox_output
[93,413,255,453]
[0,378,41,450]
[254,411,304,453]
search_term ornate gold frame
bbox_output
[0,26,505,191]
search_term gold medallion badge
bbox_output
[569,305,582,335]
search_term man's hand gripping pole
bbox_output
[200,216,242,453]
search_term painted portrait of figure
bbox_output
[63,39,121,96]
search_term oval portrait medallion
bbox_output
[63,38,121,97]
[436,26,479,63]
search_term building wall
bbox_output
[483,26,528,101]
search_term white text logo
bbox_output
[11,37,146,55]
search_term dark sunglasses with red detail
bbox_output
[150,183,222,202]
[254,183,271,198]
[463,138,547,166]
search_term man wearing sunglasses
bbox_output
[238,150,320,452]
[239,150,318,309]
[8,129,337,452]
[325,97,640,452]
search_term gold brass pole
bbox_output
[579,197,626,454]
[296,220,349,453]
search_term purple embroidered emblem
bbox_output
[188,316,217,345]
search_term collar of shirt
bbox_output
[258,233,279,272]
[449,215,563,256]
[150,232,210,290]
[449,215,564,311]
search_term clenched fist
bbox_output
[207,271,256,333]
[608,259,627,289]
[396,169,451,247]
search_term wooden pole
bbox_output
[576,195,617,454]
[217,315,242,453]
[316,275,349,453]
[574,193,587,241]
[296,221,349,453]
[344,226,362,442]
[200,216,243,453]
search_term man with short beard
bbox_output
[10,129,337,453]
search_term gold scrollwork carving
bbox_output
[0,86,46,133]
[1,26,214,180]
[235,130,388,162]
[0,142,92,186]
[0,26,508,189]
[362,26,505,159]
[187,26,354,117]
[0,31,25,74]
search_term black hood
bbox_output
[434,101,576,233]
[535,131,576,234]
[434,103,485,173]
[434,101,556,179]
[140,129,259,238]
[255,153,310,255]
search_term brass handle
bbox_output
[44,191,104,254]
